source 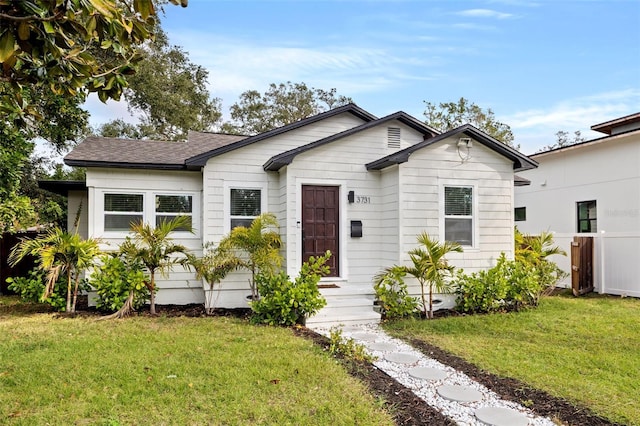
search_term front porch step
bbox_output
[306,295,380,327]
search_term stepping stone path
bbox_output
[312,323,556,426]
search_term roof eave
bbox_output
[64,159,187,171]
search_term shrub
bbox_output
[91,254,148,313]
[328,327,376,363]
[454,253,539,314]
[250,251,329,326]
[7,268,72,312]
[373,266,419,320]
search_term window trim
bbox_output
[223,182,268,233]
[439,181,477,249]
[97,189,199,237]
[154,193,194,233]
[103,192,144,233]
[576,200,597,233]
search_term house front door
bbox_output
[302,185,340,277]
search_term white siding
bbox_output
[86,168,204,305]
[399,137,516,273]
[67,190,88,239]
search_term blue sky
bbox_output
[85,0,640,154]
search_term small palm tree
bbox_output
[218,213,282,300]
[118,216,192,316]
[407,233,463,319]
[189,242,240,314]
[377,232,462,319]
[9,227,102,312]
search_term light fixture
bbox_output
[457,137,472,162]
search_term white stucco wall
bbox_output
[515,131,640,296]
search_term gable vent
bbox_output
[387,127,401,149]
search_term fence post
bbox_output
[600,230,606,294]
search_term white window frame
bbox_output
[102,192,144,234]
[153,193,195,235]
[223,182,267,234]
[439,181,478,249]
[97,189,199,237]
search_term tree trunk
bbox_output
[420,280,428,319]
[149,270,156,315]
[428,284,434,319]
[71,274,81,313]
[99,290,136,320]
[66,273,72,313]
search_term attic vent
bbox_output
[387,127,401,149]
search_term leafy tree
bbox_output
[537,130,585,153]
[117,216,192,316]
[0,0,188,125]
[9,227,102,312]
[94,118,142,140]
[424,97,516,148]
[376,232,462,319]
[222,82,352,135]
[100,29,221,141]
[217,213,283,300]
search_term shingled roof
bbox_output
[65,132,246,170]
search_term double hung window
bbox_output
[104,194,143,232]
[444,186,473,246]
[230,188,261,229]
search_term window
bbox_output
[155,195,192,231]
[515,207,526,222]
[577,200,597,233]
[230,188,261,229]
[444,186,473,246]
[104,193,143,231]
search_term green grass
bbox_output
[0,296,393,425]
[383,292,640,425]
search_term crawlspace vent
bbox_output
[387,127,401,149]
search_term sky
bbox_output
[84,0,640,155]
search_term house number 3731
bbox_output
[356,196,371,204]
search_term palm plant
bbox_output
[117,216,192,316]
[376,232,462,319]
[189,242,240,314]
[515,228,567,292]
[9,227,102,312]
[218,213,282,300]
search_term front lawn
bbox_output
[383,292,640,425]
[0,297,393,425]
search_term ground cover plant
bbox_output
[383,292,640,425]
[0,297,393,425]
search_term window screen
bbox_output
[230,189,261,229]
[155,195,192,231]
[444,186,473,246]
[104,194,143,231]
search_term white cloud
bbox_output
[456,9,514,19]
[504,89,640,154]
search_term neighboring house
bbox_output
[61,103,536,325]
[514,112,640,297]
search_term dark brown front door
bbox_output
[302,185,339,276]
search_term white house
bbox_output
[514,112,640,297]
[62,104,536,324]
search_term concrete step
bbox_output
[306,303,381,327]
[321,296,375,308]
[319,285,375,297]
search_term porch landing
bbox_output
[306,284,381,327]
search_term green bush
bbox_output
[454,253,539,314]
[6,269,69,312]
[90,254,148,313]
[373,266,419,320]
[250,251,329,326]
[328,327,376,363]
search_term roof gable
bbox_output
[263,111,439,171]
[366,124,537,172]
[185,103,378,169]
